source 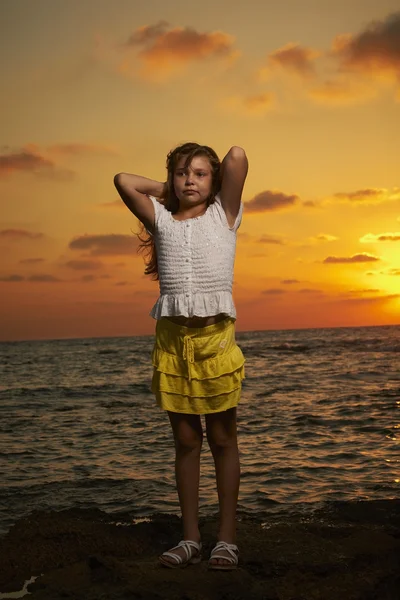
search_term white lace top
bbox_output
[147,194,243,319]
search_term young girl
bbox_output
[114,142,248,570]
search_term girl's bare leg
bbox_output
[161,411,203,564]
[205,407,240,566]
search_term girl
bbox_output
[114,142,248,570]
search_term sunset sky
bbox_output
[1,0,399,341]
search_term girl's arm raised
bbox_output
[219,147,248,228]
[113,173,166,233]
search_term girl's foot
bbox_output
[159,539,202,569]
[208,541,239,570]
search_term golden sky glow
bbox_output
[1,0,399,341]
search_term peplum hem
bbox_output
[150,291,236,319]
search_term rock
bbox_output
[0,500,399,600]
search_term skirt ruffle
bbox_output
[151,317,245,415]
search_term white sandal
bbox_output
[159,539,202,569]
[208,541,239,570]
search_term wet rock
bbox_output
[0,500,399,600]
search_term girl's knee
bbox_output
[174,428,203,453]
[206,430,237,453]
[169,412,203,453]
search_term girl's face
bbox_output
[173,155,213,207]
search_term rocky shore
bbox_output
[0,499,399,600]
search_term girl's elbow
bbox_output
[229,146,246,159]
[229,147,248,171]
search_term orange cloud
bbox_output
[360,232,400,243]
[348,288,381,294]
[245,190,299,212]
[260,43,320,80]
[222,92,275,116]
[69,233,139,256]
[261,288,287,295]
[308,78,377,104]
[311,234,338,242]
[0,146,74,180]
[64,259,104,270]
[323,253,380,264]
[98,200,125,210]
[19,258,45,264]
[330,188,400,204]
[0,272,63,284]
[0,275,24,282]
[121,21,238,79]
[297,288,325,295]
[310,12,400,104]
[366,267,400,276]
[81,274,112,282]
[47,143,119,157]
[29,274,62,282]
[0,229,44,240]
[242,93,275,114]
[125,20,170,45]
[257,234,285,245]
[334,293,399,305]
[332,12,400,79]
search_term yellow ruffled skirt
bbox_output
[152,317,245,414]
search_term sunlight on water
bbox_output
[0,325,399,535]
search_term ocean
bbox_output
[0,324,399,538]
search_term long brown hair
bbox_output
[137,142,221,280]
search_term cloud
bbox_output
[323,253,380,264]
[298,288,325,294]
[80,274,112,282]
[237,232,251,241]
[222,92,275,116]
[0,146,74,180]
[98,200,125,210]
[69,234,139,256]
[125,20,170,45]
[334,293,399,305]
[259,43,320,80]
[120,21,238,80]
[331,12,400,79]
[0,274,24,282]
[333,188,400,203]
[348,288,381,294]
[228,92,275,115]
[281,279,300,284]
[47,143,119,157]
[64,259,104,270]
[360,232,400,243]
[309,12,400,104]
[28,274,62,282]
[0,229,44,240]
[308,78,377,105]
[258,234,285,245]
[245,190,299,212]
[261,288,287,295]
[366,267,400,276]
[310,234,338,242]
[19,258,45,264]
